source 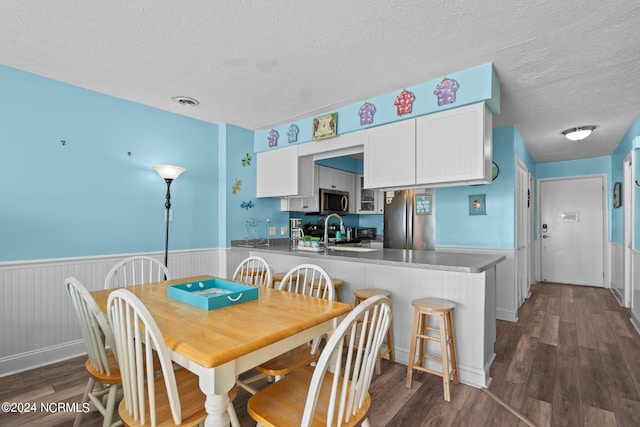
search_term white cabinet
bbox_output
[363,120,416,189]
[318,166,349,191]
[355,174,384,214]
[280,167,319,213]
[257,146,314,198]
[416,102,492,186]
[363,102,492,189]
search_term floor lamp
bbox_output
[152,165,186,268]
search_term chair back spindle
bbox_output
[104,256,171,289]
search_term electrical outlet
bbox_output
[280,226,288,235]
[269,226,276,236]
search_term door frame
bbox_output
[623,153,634,307]
[536,174,608,286]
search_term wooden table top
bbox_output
[91,275,352,369]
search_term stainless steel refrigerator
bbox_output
[383,189,435,250]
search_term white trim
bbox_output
[0,340,85,377]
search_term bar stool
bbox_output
[406,297,459,401]
[271,272,286,288]
[354,288,395,374]
[310,278,343,302]
[274,273,343,302]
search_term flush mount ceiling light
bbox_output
[172,96,199,106]
[561,125,596,141]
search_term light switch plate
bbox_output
[281,226,288,235]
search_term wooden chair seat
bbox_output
[255,343,320,377]
[84,348,121,385]
[118,367,207,427]
[248,366,370,427]
[248,296,391,427]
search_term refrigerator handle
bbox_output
[406,191,414,250]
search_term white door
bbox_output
[515,159,530,303]
[540,176,605,286]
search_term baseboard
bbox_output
[631,312,640,336]
[0,340,85,378]
[393,347,491,388]
[496,308,518,323]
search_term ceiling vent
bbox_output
[172,96,199,106]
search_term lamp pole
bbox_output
[152,165,186,269]
[162,177,174,268]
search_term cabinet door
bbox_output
[364,120,416,189]
[257,146,299,197]
[257,147,315,198]
[317,165,335,189]
[356,174,376,214]
[416,102,492,185]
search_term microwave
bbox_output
[353,227,376,240]
[319,188,350,215]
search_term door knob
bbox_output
[542,234,551,239]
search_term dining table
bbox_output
[91,275,352,427]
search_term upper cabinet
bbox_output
[363,120,416,189]
[355,174,384,214]
[363,102,492,189]
[416,102,492,186]
[256,146,314,198]
[318,165,352,192]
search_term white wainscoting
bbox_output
[609,242,625,305]
[0,248,224,377]
[630,248,640,334]
[436,246,518,322]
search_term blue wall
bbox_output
[0,65,220,261]
[611,114,640,247]
[254,63,499,152]
[3,62,637,262]
[436,126,520,248]
[222,124,288,245]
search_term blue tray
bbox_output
[167,278,258,310]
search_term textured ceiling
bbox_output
[2,0,639,163]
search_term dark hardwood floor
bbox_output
[1,282,639,426]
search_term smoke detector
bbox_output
[172,96,199,106]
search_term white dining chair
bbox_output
[248,265,335,389]
[104,255,171,289]
[65,277,122,427]
[232,255,273,288]
[106,288,240,427]
[248,295,392,427]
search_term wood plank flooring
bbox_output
[1,282,639,426]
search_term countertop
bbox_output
[231,240,505,273]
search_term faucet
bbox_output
[324,213,345,249]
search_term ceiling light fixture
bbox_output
[561,125,596,141]
[172,96,199,106]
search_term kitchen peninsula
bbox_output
[230,242,505,388]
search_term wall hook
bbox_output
[60,140,66,146]
[127,151,133,157]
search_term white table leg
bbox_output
[197,362,236,427]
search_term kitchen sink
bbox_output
[327,246,379,253]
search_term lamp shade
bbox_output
[152,165,186,180]
[561,126,596,141]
